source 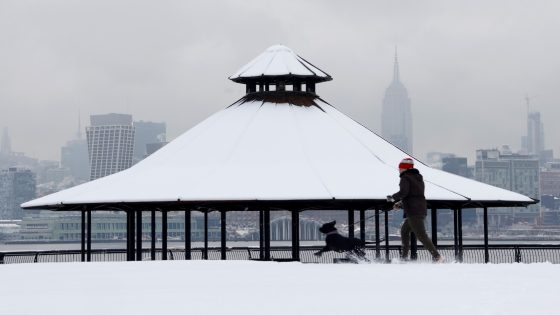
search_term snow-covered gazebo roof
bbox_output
[22,45,535,211]
[229,45,331,84]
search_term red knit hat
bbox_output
[399,157,414,170]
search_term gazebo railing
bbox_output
[2,244,560,264]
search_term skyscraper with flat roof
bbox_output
[86,113,135,180]
[0,168,36,219]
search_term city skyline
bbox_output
[1,1,559,163]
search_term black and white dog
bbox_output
[314,221,367,259]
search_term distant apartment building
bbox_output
[541,162,560,199]
[442,156,470,178]
[61,138,89,181]
[0,168,36,220]
[86,114,135,180]
[426,153,472,179]
[475,147,540,226]
[133,121,166,162]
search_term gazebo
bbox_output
[22,45,536,263]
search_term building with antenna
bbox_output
[381,49,413,154]
[60,113,89,181]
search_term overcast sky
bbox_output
[1,0,558,163]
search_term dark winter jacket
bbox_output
[316,233,365,255]
[391,168,427,216]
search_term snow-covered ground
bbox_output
[0,261,557,315]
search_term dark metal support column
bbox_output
[375,209,380,259]
[126,210,132,261]
[203,210,208,260]
[453,209,458,261]
[185,210,191,260]
[136,210,142,261]
[150,210,156,261]
[483,207,489,263]
[130,210,136,261]
[259,210,264,260]
[348,210,354,238]
[220,210,227,260]
[458,207,463,262]
[81,209,85,262]
[384,210,390,263]
[162,210,168,260]
[431,207,438,246]
[359,210,366,242]
[264,209,271,261]
[87,210,92,262]
[291,210,300,261]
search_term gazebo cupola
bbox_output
[229,45,332,96]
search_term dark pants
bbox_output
[401,215,440,260]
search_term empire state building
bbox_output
[381,51,413,154]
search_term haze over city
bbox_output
[1,0,559,163]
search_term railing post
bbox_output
[515,246,522,263]
[483,207,489,263]
[220,210,227,260]
[162,210,168,260]
[185,210,191,260]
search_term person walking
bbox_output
[387,157,443,262]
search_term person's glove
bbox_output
[393,201,403,209]
[386,195,395,203]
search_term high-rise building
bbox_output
[0,168,36,219]
[86,113,134,180]
[381,49,413,154]
[60,112,90,182]
[132,121,166,162]
[475,147,540,226]
[442,156,471,179]
[1,127,12,156]
[541,162,560,198]
[526,111,544,157]
[61,139,89,182]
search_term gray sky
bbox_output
[1,0,559,163]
